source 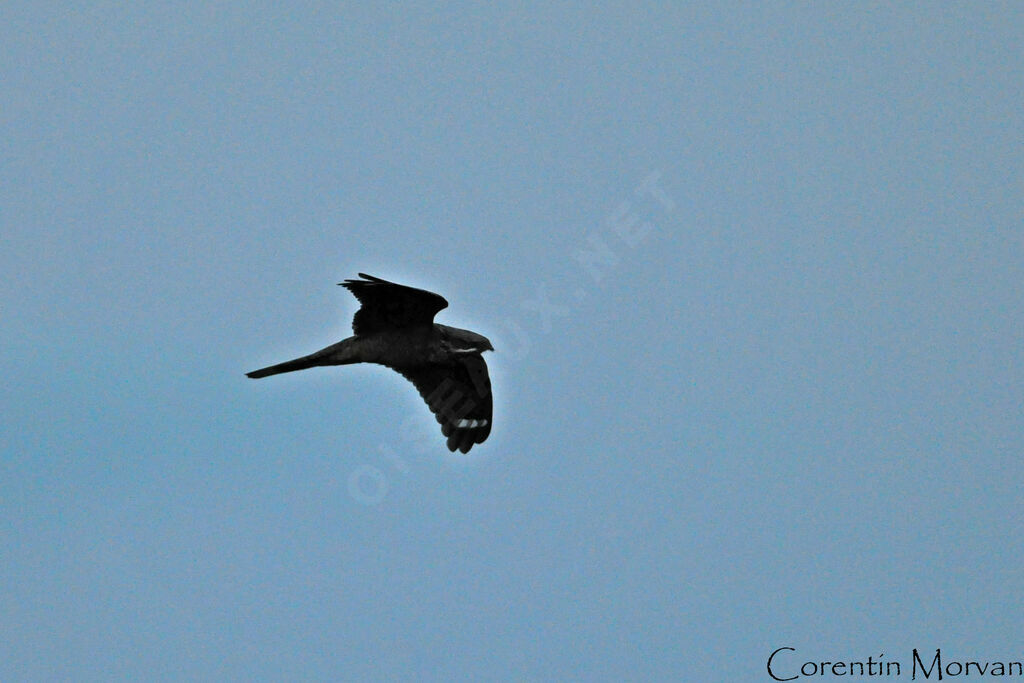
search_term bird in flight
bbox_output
[247,273,493,454]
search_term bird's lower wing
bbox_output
[398,355,492,454]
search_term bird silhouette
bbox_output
[247,274,493,453]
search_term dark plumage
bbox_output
[247,274,493,453]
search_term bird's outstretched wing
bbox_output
[339,273,448,335]
[399,355,492,454]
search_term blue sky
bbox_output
[2,3,1021,680]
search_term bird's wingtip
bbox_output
[338,273,384,287]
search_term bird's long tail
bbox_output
[246,338,357,379]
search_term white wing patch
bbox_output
[455,418,488,429]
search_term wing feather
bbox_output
[398,355,492,454]
[339,273,448,335]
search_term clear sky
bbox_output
[2,3,1021,680]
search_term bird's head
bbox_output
[438,324,494,354]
